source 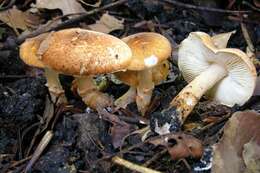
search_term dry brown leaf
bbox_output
[0,6,40,33]
[35,0,86,15]
[88,13,124,33]
[98,109,134,148]
[149,133,203,160]
[212,111,260,173]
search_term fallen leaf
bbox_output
[0,6,40,33]
[212,111,260,173]
[35,0,86,15]
[243,140,260,173]
[98,109,134,148]
[149,133,203,160]
[88,13,124,33]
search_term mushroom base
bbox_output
[74,76,113,110]
[114,87,136,109]
[150,107,182,135]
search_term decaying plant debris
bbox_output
[0,0,260,173]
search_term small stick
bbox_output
[240,22,255,53]
[161,0,250,14]
[242,1,260,12]
[143,149,168,167]
[112,156,162,173]
[24,130,53,172]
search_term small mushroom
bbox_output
[20,28,132,109]
[114,32,172,115]
[153,31,257,134]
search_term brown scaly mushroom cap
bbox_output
[20,28,132,76]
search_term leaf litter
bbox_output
[0,0,260,173]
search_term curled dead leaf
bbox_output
[35,0,86,15]
[212,111,260,173]
[0,6,41,33]
[149,133,203,160]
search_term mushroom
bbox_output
[153,31,257,134]
[114,32,172,115]
[20,28,132,110]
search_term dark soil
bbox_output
[0,0,260,173]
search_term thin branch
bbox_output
[112,156,162,173]
[160,0,250,14]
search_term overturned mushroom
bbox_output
[114,32,172,115]
[20,28,132,109]
[152,31,256,134]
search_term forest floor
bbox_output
[0,0,260,173]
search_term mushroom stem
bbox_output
[170,63,227,123]
[136,69,155,115]
[75,76,113,110]
[44,68,67,104]
[114,86,137,108]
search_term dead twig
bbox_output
[112,156,162,173]
[242,1,260,12]
[0,0,16,11]
[143,149,168,167]
[240,23,255,53]
[24,130,53,173]
[160,0,250,14]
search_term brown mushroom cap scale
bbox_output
[20,28,132,76]
[122,32,172,71]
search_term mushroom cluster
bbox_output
[20,28,132,110]
[19,29,257,127]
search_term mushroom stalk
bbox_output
[115,86,137,108]
[170,63,227,122]
[136,69,155,115]
[75,76,113,110]
[44,68,67,104]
